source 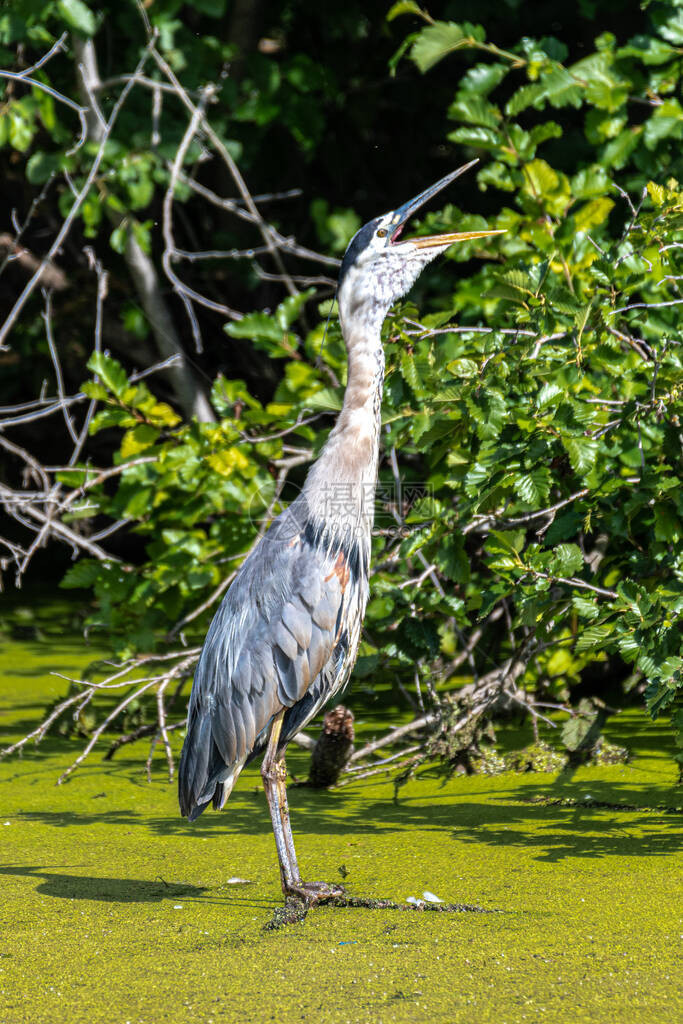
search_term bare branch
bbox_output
[57,653,196,784]
[464,488,591,534]
[0,687,93,761]
[43,290,79,445]
[161,82,243,336]
[72,35,216,421]
[0,68,88,155]
[150,45,303,297]
[0,36,157,349]
[349,715,437,764]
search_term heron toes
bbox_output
[285,880,347,906]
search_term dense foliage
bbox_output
[1,1,682,770]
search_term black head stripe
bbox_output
[338,217,382,287]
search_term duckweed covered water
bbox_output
[0,613,681,1023]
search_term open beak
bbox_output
[389,159,506,248]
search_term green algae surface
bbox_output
[1,622,682,1023]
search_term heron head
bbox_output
[337,160,504,326]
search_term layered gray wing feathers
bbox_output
[178,506,358,818]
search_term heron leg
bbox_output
[274,750,302,885]
[262,710,345,906]
[261,710,301,891]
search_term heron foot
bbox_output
[285,880,347,906]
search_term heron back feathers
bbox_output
[178,499,368,821]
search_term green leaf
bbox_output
[81,380,109,402]
[225,312,281,343]
[448,125,500,150]
[570,53,628,111]
[550,543,584,576]
[89,407,137,433]
[574,197,614,231]
[386,0,425,21]
[561,436,599,475]
[575,623,614,653]
[652,8,683,46]
[572,595,600,620]
[446,358,479,378]
[459,62,507,97]
[399,350,422,393]
[506,65,581,116]
[87,353,129,400]
[561,707,601,752]
[571,165,611,199]
[60,560,103,589]
[304,387,343,412]
[654,504,681,543]
[120,425,159,458]
[600,128,641,169]
[411,22,466,73]
[516,467,551,505]
[57,0,96,35]
[8,105,34,151]
[275,289,316,330]
[536,381,564,410]
[448,96,500,129]
[506,82,545,117]
[109,222,129,255]
[435,535,470,584]
[26,151,62,184]
[522,158,560,198]
[191,0,227,16]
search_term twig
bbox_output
[149,45,302,297]
[57,653,196,784]
[348,715,437,764]
[43,290,79,445]
[610,297,683,315]
[344,745,422,774]
[161,82,243,343]
[73,36,215,419]
[0,69,88,156]
[167,572,236,639]
[104,720,184,760]
[0,688,94,761]
[157,679,173,776]
[1,484,119,564]
[524,569,618,600]
[337,753,423,785]
[0,35,157,349]
[464,488,590,534]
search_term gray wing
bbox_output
[178,501,363,821]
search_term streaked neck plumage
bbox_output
[301,234,443,527]
[302,301,385,525]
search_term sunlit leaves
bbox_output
[87,352,128,400]
[561,436,599,475]
[57,0,96,36]
[206,447,250,477]
[224,292,314,358]
[410,22,468,73]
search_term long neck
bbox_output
[302,312,384,523]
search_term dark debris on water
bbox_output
[264,893,496,930]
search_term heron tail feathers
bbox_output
[178,710,244,821]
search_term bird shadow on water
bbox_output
[0,862,278,910]
[0,863,209,904]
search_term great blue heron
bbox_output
[178,160,502,904]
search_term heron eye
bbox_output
[376,228,387,238]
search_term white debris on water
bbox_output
[422,891,444,903]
